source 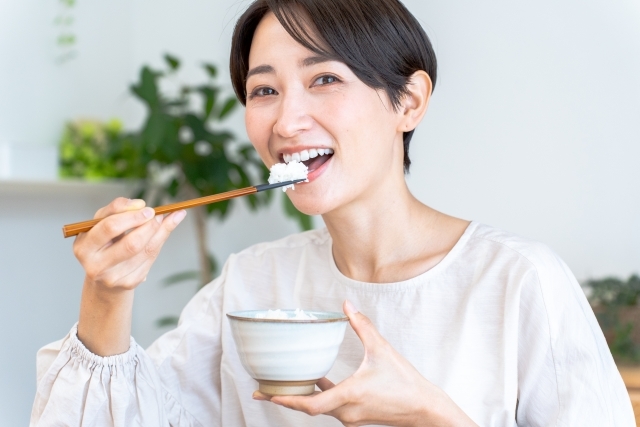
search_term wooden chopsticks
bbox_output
[62,179,305,238]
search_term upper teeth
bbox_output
[283,148,333,163]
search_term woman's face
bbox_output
[245,13,407,216]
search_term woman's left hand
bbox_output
[253,300,478,427]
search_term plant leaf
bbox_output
[218,98,237,120]
[197,86,219,120]
[164,53,181,71]
[156,316,179,327]
[130,67,162,108]
[203,63,218,78]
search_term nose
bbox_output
[272,90,313,138]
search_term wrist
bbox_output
[78,277,135,356]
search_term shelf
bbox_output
[0,179,137,196]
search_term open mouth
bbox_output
[281,148,334,173]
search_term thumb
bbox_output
[343,300,384,349]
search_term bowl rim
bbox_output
[226,309,349,323]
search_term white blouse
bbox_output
[30,222,634,426]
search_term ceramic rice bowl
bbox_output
[226,310,349,396]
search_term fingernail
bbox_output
[172,210,187,225]
[142,207,155,219]
[345,300,359,314]
[155,214,164,223]
[126,199,145,208]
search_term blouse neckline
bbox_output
[326,221,478,293]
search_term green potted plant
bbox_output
[586,275,640,363]
[60,54,311,314]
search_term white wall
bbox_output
[0,0,136,147]
[404,0,640,279]
[1,0,639,424]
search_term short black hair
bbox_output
[230,0,437,172]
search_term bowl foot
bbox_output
[257,379,318,396]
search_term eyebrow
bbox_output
[300,55,333,67]
[246,64,275,80]
[246,55,335,81]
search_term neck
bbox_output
[322,171,456,283]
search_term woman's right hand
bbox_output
[75,197,186,356]
[74,197,185,292]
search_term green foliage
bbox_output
[59,119,139,180]
[587,275,640,362]
[59,54,313,328]
[54,0,77,63]
[59,54,311,227]
[124,56,273,220]
[164,54,180,71]
[156,316,180,328]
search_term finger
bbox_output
[74,209,154,268]
[94,197,146,219]
[83,219,160,282]
[97,252,156,290]
[147,211,186,250]
[95,214,180,288]
[316,377,335,392]
[271,384,349,416]
[252,390,323,402]
[98,210,185,269]
[90,211,186,286]
[343,300,385,349]
[75,199,146,249]
[252,391,271,401]
[86,207,157,250]
[128,211,186,264]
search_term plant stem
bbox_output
[193,205,212,286]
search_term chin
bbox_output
[285,189,336,217]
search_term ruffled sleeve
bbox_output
[29,324,172,426]
[30,269,226,427]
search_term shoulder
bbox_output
[468,222,559,263]
[462,222,586,317]
[465,222,570,279]
[467,222,592,332]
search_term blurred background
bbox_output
[1,0,639,424]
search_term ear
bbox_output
[397,70,432,133]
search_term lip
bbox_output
[274,146,333,184]
[305,154,332,183]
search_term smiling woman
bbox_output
[29,0,635,426]
[230,0,437,173]
[235,9,436,218]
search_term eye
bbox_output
[312,75,341,86]
[248,86,278,99]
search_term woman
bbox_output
[31,0,633,425]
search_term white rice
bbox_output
[268,161,309,192]
[255,308,318,320]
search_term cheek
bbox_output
[245,108,273,160]
[317,89,396,161]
